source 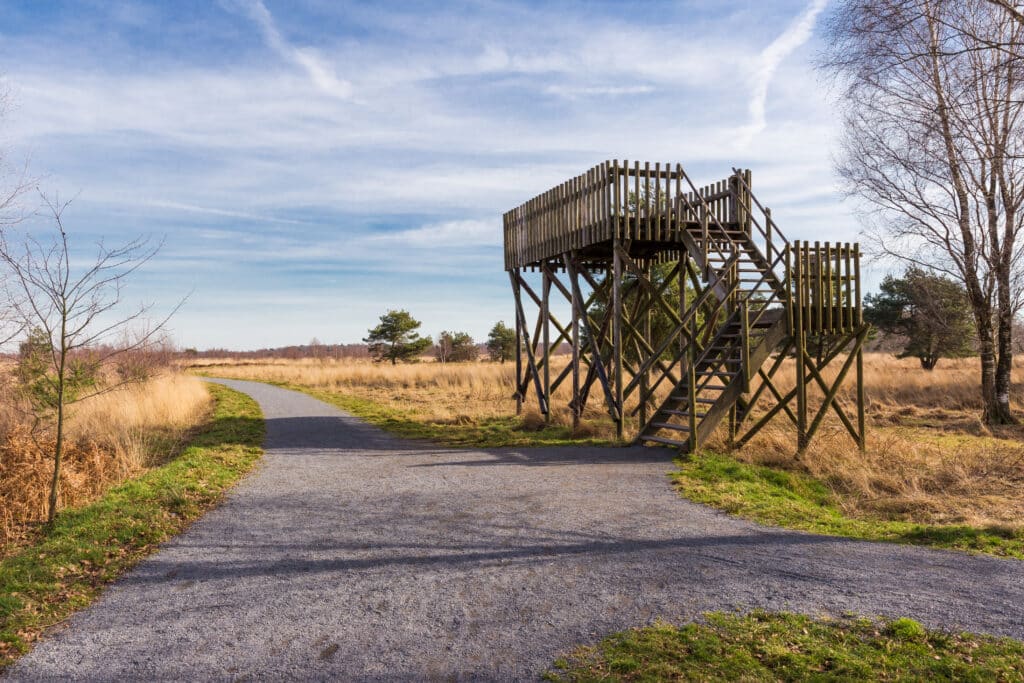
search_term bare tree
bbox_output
[987,0,1024,28]
[0,78,31,228]
[822,0,1024,424]
[0,196,183,521]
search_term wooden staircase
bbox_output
[636,208,790,452]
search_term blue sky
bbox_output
[0,0,864,350]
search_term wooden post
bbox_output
[542,266,551,423]
[640,259,652,428]
[569,254,581,431]
[687,315,697,452]
[613,242,625,439]
[855,244,866,452]
[794,242,808,454]
[514,269,523,415]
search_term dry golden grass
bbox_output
[189,356,619,438]
[0,374,211,552]
[197,353,1024,528]
[713,354,1024,527]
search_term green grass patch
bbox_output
[0,383,264,670]
[545,611,1024,681]
[673,452,1024,559]
[279,383,614,449]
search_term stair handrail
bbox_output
[729,168,791,253]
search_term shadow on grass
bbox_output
[188,416,266,450]
[896,524,1023,549]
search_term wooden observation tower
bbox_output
[503,161,868,453]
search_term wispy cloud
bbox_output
[739,0,829,148]
[0,2,851,349]
[370,219,498,248]
[144,199,309,225]
[229,0,353,100]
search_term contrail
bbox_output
[741,0,829,146]
[229,0,353,100]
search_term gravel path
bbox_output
[7,379,1024,681]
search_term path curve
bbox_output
[7,379,1024,681]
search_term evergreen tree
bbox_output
[864,268,975,370]
[363,309,432,365]
[486,321,516,363]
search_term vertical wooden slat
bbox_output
[844,243,853,333]
[825,242,833,333]
[598,160,606,242]
[671,164,679,240]
[613,160,621,241]
[854,243,863,325]
[633,160,640,243]
[785,242,793,334]
[654,161,661,241]
[813,240,822,334]
[643,161,651,241]
[574,174,581,248]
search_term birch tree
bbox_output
[823,0,1024,423]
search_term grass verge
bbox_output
[0,383,264,670]
[279,383,614,448]
[545,611,1024,682]
[673,452,1024,559]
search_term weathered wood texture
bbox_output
[503,161,739,271]
[505,161,867,454]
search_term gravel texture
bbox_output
[6,378,1024,681]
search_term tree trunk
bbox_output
[977,321,1007,423]
[993,279,1017,423]
[47,355,66,523]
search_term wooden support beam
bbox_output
[542,269,551,422]
[567,255,619,420]
[510,271,548,414]
[612,243,625,438]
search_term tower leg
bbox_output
[612,243,624,439]
[542,268,551,423]
[514,271,523,415]
[570,254,581,431]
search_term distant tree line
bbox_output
[358,310,518,365]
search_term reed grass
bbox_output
[0,374,211,553]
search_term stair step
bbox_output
[697,370,739,377]
[639,434,687,448]
[651,421,692,432]
[671,388,724,401]
[660,408,690,416]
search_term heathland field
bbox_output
[0,373,212,551]
[193,353,1024,539]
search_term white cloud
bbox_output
[0,2,856,348]
[543,84,656,100]
[370,219,499,248]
